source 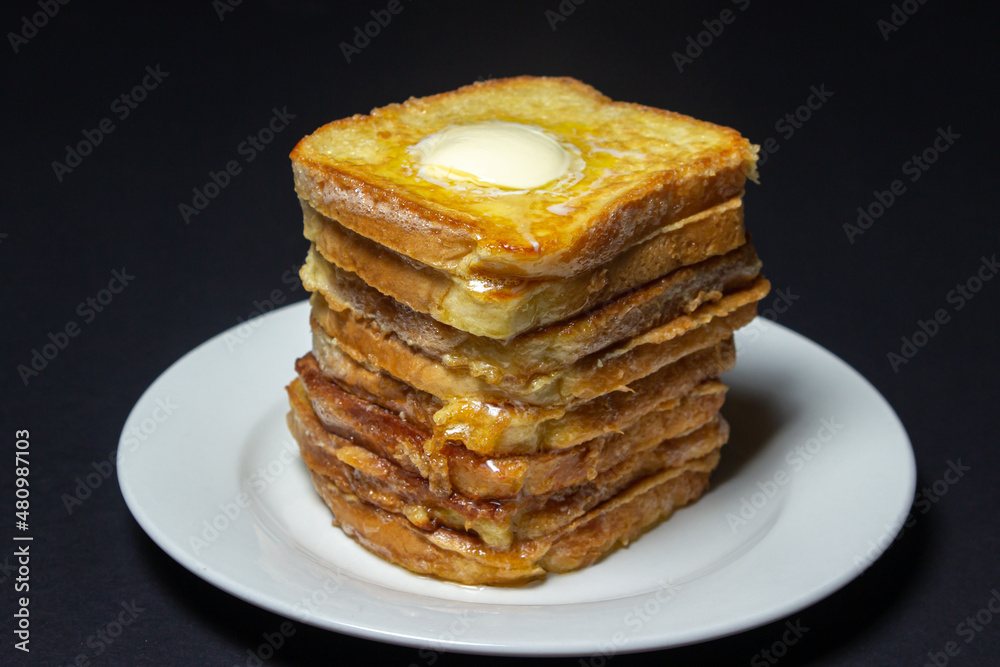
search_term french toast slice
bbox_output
[308,277,767,405]
[303,458,715,585]
[300,196,747,338]
[292,360,726,499]
[311,334,737,455]
[303,239,762,379]
[288,383,727,549]
[291,76,757,282]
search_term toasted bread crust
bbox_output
[309,278,767,405]
[300,196,748,338]
[289,382,726,549]
[305,240,762,378]
[291,76,757,280]
[311,333,737,455]
[303,461,714,585]
[301,198,749,340]
[293,359,727,499]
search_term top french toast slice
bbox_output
[290,76,757,280]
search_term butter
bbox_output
[411,121,573,189]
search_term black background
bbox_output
[3,0,999,664]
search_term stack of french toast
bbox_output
[285,76,769,585]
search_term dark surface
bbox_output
[2,1,998,664]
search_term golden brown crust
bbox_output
[312,334,737,455]
[309,278,768,405]
[537,468,712,573]
[306,470,546,586]
[294,355,728,499]
[300,196,748,339]
[288,382,726,549]
[290,76,757,280]
[305,238,761,376]
[303,462,713,585]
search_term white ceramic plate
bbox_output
[118,301,915,656]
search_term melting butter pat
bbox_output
[412,121,573,189]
